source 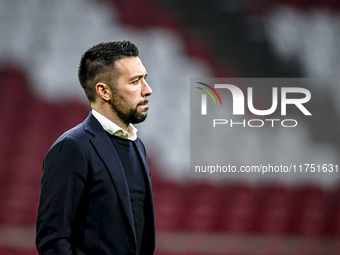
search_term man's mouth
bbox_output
[138,100,149,107]
[137,100,149,112]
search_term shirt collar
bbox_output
[92,109,138,141]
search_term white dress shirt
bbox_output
[92,109,138,141]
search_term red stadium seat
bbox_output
[0,247,38,255]
[219,182,256,233]
[253,183,292,234]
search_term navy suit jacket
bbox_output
[36,113,155,255]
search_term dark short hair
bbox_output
[78,41,139,102]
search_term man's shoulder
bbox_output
[42,122,86,160]
[69,120,89,135]
[58,122,88,141]
[55,112,100,142]
[51,115,95,148]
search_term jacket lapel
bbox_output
[83,113,136,242]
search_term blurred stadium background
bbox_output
[1,0,340,254]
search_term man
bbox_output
[36,41,155,255]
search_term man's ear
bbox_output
[95,82,112,102]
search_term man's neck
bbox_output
[91,105,129,131]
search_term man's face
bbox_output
[110,57,152,125]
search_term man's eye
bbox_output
[132,80,139,84]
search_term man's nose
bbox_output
[142,81,152,97]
